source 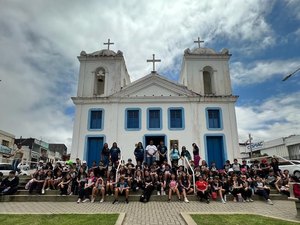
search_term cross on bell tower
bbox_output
[194,37,204,48]
[147,54,161,73]
[103,38,114,50]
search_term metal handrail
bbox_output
[183,156,196,193]
[115,156,123,183]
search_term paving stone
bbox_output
[0,200,298,224]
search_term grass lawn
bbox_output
[191,214,299,225]
[0,214,118,225]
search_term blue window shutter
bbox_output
[127,110,139,129]
[170,109,182,128]
[90,110,102,129]
[208,109,220,128]
[149,109,160,129]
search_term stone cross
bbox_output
[147,54,161,72]
[194,37,204,48]
[103,38,114,50]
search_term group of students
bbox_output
[1,141,293,205]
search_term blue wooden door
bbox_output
[87,137,103,168]
[206,136,225,169]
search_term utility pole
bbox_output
[248,133,253,158]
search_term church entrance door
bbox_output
[206,136,225,169]
[144,135,166,148]
[87,137,104,168]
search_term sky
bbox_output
[0,0,299,151]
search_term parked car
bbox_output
[248,156,300,178]
[0,163,16,176]
[278,160,300,178]
[0,163,30,176]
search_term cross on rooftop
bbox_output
[103,38,114,50]
[147,54,161,72]
[194,37,204,48]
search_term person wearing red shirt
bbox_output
[195,176,210,203]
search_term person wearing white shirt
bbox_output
[145,140,157,166]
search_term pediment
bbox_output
[112,73,198,98]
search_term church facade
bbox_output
[70,40,239,169]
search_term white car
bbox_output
[0,163,16,176]
[248,156,300,178]
[279,160,300,178]
[0,163,30,176]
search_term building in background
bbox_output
[15,138,66,166]
[239,135,300,160]
[49,144,68,162]
[71,39,240,168]
[0,130,15,163]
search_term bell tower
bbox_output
[179,38,233,96]
[76,39,131,98]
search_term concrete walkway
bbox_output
[0,200,298,225]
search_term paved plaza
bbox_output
[0,200,299,225]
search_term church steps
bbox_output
[0,193,288,202]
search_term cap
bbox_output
[82,160,87,164]
[39,160,44,163]
[128,158,132,161]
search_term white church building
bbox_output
[71,39,240,168]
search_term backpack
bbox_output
[293,183,300,199]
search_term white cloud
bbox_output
[231,59,300,86]
[0,0,288,150]
[236,92,300,142]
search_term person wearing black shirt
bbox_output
[101,143,110,167]
[0,170,19,195]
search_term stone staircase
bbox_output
[0,177,289,202]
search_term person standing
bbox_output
[145,140,157,166]
[157,141,168,166]
[110,142,121,167]
[101,143,110,167]
[11,145,24,172]
[192,143,200,167]
[180,146,192,161]
[134,142,144,165]
[170,144,180,168]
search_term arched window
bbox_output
[95,67,105,95]
[203,66,213,94]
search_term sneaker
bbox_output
[267,199,273,205]
[224,195,227,202]
[162,191,166,196]
[41,189,45,195]
[206,199,210,204]
[100,198,104,203]
[46,188,50,191]
[178,197,181,201]
[106,194,109,196]
[125,199,129,204]
[184,197,189,203]
[77,198,81,204]
[136,187,139,190]
[69,192,73,196]
[222,199,226,204]
[168,199,171,203]
[157,191,160,196]
[112,199,118,204]
[91,197,95,203]
[246,199,249,202]
[249,198,254,202]
[82,199,90,203]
